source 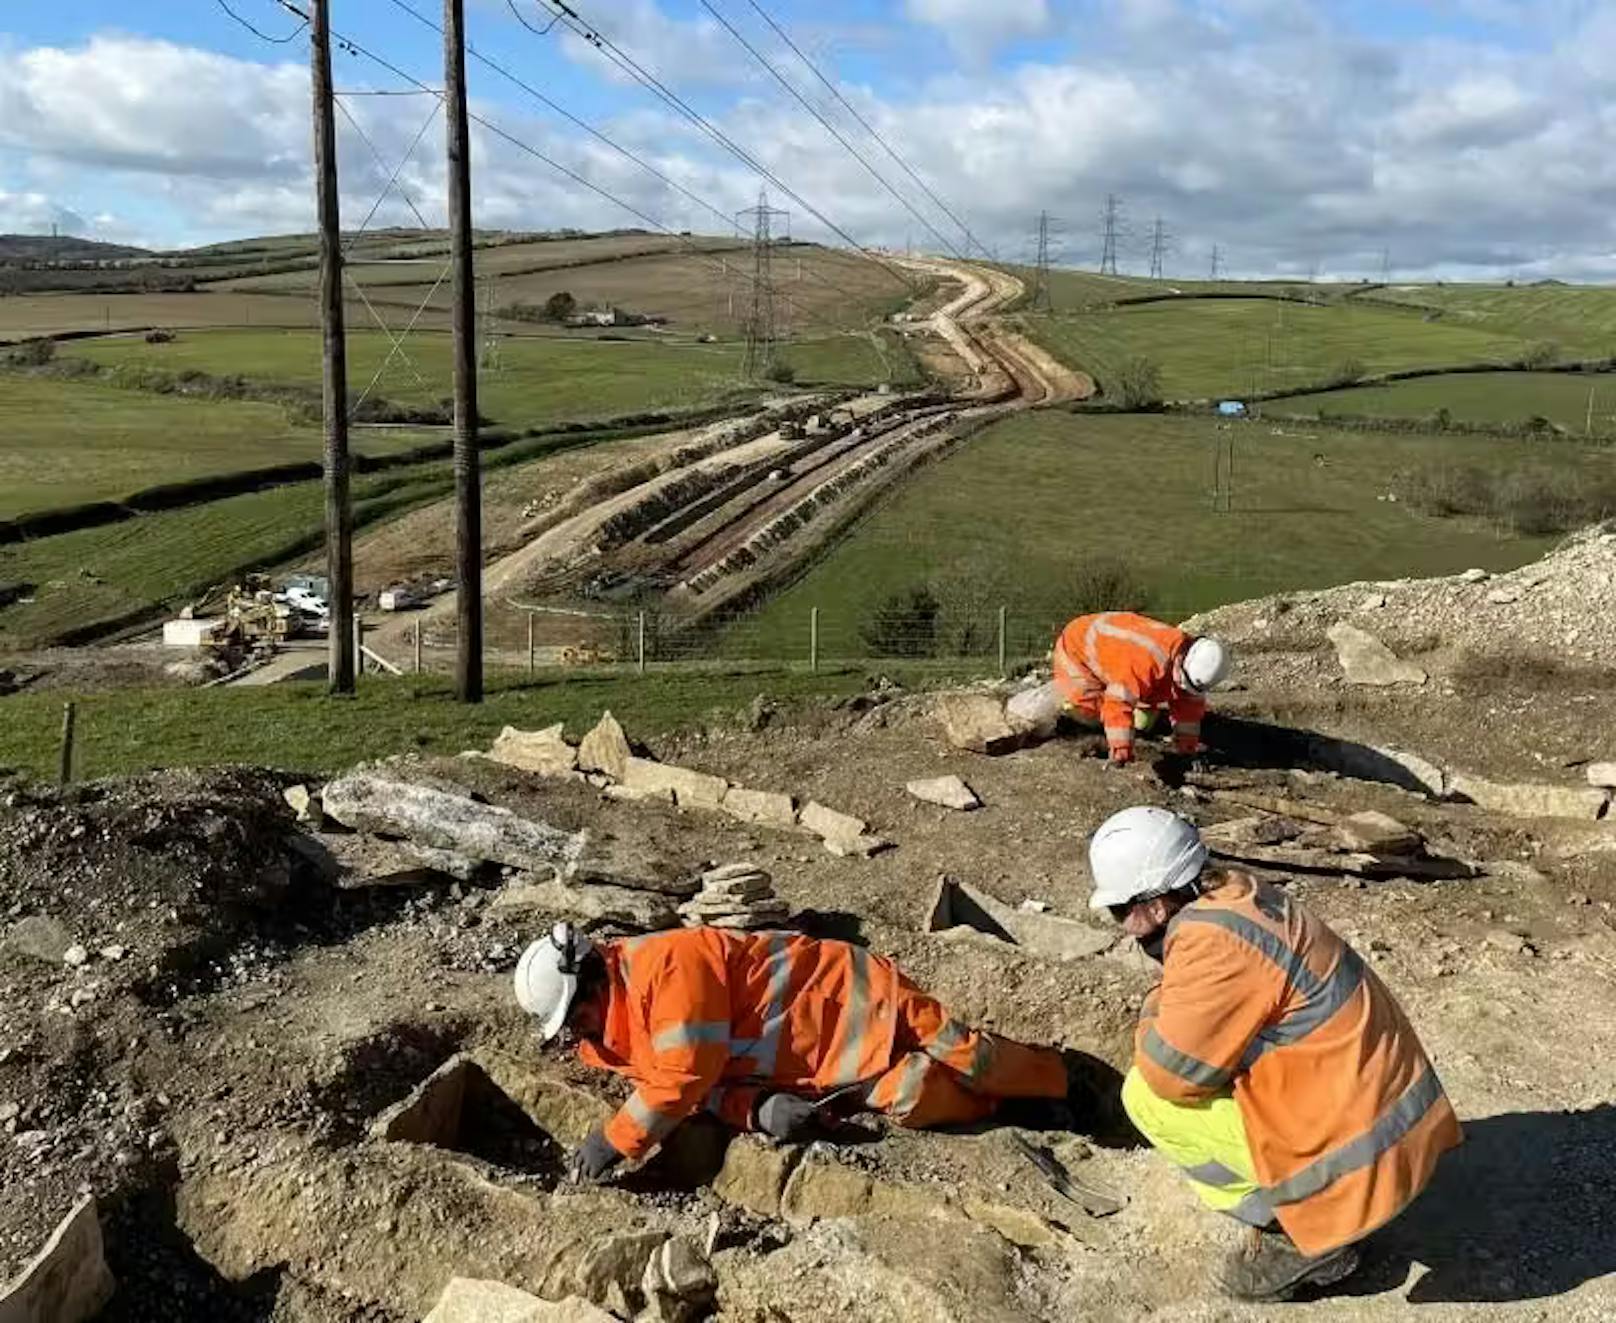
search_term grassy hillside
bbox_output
[0,375,433,520]
[736,412,1603,659]
[1352,283,1616,357]
[1018,298,1532,401]
[1276,371,1616,434]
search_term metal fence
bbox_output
[362,604,1068,679]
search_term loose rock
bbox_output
[1325,623,1428,686]
[935,693,1022,755]
[489,724,579,778]
[577,711,632,781]
[800,801,868,843]
[620,758,730,810]
[720,786,798,829]
[2,915,76,965]
[906,775,982,812]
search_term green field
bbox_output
[0,665,987,781]
[738,412,1604,658]
[0,375,436,521]
[62,328,913,424]
[1353,284,1616,357]
[1018,298,1533,401]
[1276,371,1616,434]
[999,265,1367,312]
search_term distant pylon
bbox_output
[1148,216,1170,280]
[477,272,501,372]
[1031,210,1053,312]
[1210,244,1223,281]
[1099,194,1123,276]
[736,189,789,379]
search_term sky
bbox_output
[1,0,1613,281]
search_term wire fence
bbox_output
[359,604,1068,679]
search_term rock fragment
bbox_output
[492,878,678,930]
[577,711,632,780]
[1585,763,1616,789]
[1447,773,1611,821]
[424,1278,614,1323]
[283,783,323,826]
[822,834,893,859]
[679,865,789,929]
[1325,623,1428,686]
[906,775,982,811]
[935,693,1022,755]
[620,758,729,810]
[0,1196,114,1323]
[62,944,89,968]
[1334,811,1423,855]
[800,800,867,843]
[3,915,76,965]
[489,724,578,778]
[721,786,798,829]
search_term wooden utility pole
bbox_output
[310,0,355,694]
[445,0,483,702]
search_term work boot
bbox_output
[1218,1227,1362,1302]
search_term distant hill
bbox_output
[0,234,151,263]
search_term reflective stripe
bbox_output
[617,934,652,986]
[1105,726,1135,745]
[731,932,792,1077]
[1173,721,1202,736]
[624,1089,680,1141]
[924,1018,968,1064]
[1229,1190,1275,1228]
[1105,680,1138,703]
[1142,1025,1231,1090]
[1093,615,1170,666]
[834,947,871,1085]
[1184,1160,1246,1188]
[889,1053,930,1117]
[1241,947,1366,1071]
[1173,907,1316,1000]
[1265,1065,1445,1208]
[652,1020,730,1053]
[1055,642,1101,697]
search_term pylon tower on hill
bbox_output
[1031,210,1054,312]
[736,189,790,379]
[1099,194,1124,276]
[1148,217,1171,280]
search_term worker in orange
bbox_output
[514,924,1071,1181]
[1089,807,1461,1301]
[1047,612,1230,765]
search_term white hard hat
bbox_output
[514,922,595,1041]
[1181,637,1231,694]
[1088,806,1208,910]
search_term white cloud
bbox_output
[555,0,748,88]
[903,0,1051,59]
[0,189,86,236]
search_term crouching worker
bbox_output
[514,924,1070,1183]
[1089,807,1461,1301]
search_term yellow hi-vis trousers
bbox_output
[1122,1067,1275,1228]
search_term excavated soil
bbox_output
[4,643,1616,1318]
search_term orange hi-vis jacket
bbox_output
[1052,612,1205,759]
[1134,873,1461,1254]
[579,928,909,1161]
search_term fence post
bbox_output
[997,605,1008,678]
[414,619,422,675]
[352,614,363,679]
[527,612,535,674]
[637,612,646,675]
[58,701,76,785]
[809,606,819,673]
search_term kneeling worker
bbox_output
[515,924,1070,1182]
[1049,612,1230,765]
[1089,806,1461,1301]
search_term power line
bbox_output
[539,1,913,291]
[1148,216,1171,280]
[698,0,962,260]
[216,0,308,43]
[272,0,873,343]
[504,0,562,36]
[743,0,986,260]
[1030,210,1053,312]
[738,191,789,378]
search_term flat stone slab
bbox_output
[492,878,678,930]
[800,800,867,842]
[906,775,982,811]
[1335,810,1422,855]
[620,758,730,810]
[323,833,482,888]
[1325,623,1428,686]
[1447,773,1611,821]
[1586,762,1616,789]
[424,1278,615,1323]
[0,1196,114,1323]
[721,786,798,829]
[935,693,1023,755]
[926,877,1113,961]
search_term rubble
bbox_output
[321,773,588,877]
[679,864,790,929]
[577,711,632,780]
[906,775,982,811]
[0,1197,113,1323]
[1325,622,1428,686]
[489,724,579,778]
[935,693,1023,755]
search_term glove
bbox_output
[567,1125,624,1184]
[754,1092,820,1144]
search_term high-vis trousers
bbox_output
[1122,1067,1275,1228]
[864,979,1068,1128]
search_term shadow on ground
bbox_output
[1347,1106,1616,1304]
